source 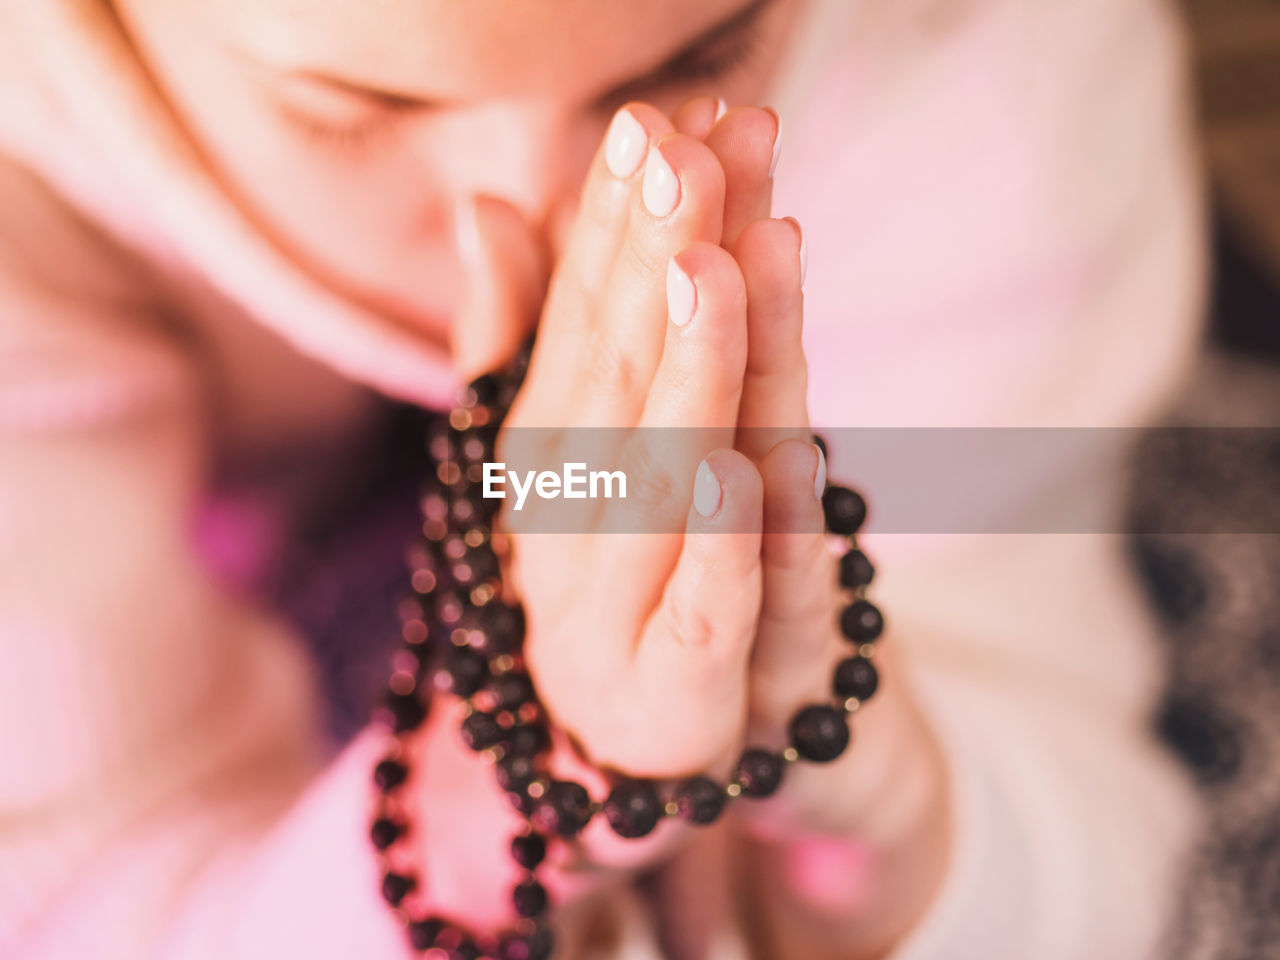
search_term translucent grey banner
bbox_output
[436,427,1280,534]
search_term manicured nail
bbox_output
[643,145,680,217]
[812,444,827,500]
[455,195,481,265]
[784,217,807,288]
[693,459,722,518]
[769,111,783,178]
[666,258,697,327]
[798,221,807,287]
[714,98,728,122]
[606,109,647,178]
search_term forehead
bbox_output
[236,0,740,99]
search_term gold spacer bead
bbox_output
[664,801,680,817]
[781,747,799,763]
[844,697,861,713]
[725,783,742,798]
[859,643,877,659]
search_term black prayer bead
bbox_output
[839,549,875,589]
[453,548,500,585]
[381,871,415,906]
[789,705,851,763]
[461,710,505,751]
[839,600,884,643]
[495,754,538,794]
[489,672,536,710]
[447,938,481,960]
[602,779,663,839]
[500,924,555,960]
[504,723,550,758]
[533,780,595,838]
[472,602,526,653]
[822,485,866,535]
[510,833,547,869]
[435,647,488,698]
[513,878,549,917]
[834,656,879,702]
[736,749,785,798]
[407,918,445,950]
[384,690,426,733]
[507,787,540,816]
[673,775,726,824]
[467,373,502,407]
[369,817,402,851]
[373,758,408,793]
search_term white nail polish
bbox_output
[769,114,783,178]
[714,98,728,122]
[667,258,697,327]
[642,146,680,217]
[797,222,808,287]
[812,444,827,500]
[605,109,647,178]
[693,460,722,518]
[455,195,481,264]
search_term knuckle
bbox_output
[622,223,669,280]
[662,596,719,650]
[618,442,677,509]
[585,330,642,396]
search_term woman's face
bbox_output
[112,0,802,342]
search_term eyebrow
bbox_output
[273,0,777,110]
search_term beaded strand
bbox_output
[370,353,882,959]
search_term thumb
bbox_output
[450,194,548,381]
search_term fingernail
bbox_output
[667,257,697,327]
[714,98,728,122]
[643,144,680,217]
[798,222,807,287]
[785,217,807,288]
[769,111,783,178]
[693,459,722,518]
[812,443,827,500]
[455,195,481,265]
[606,109,647,178]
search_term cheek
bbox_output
[203,100,445,259]
[191,90,462,315]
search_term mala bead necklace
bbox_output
[370,350,883,959]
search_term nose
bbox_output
[434,101,600,231]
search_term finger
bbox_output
[705,107,780,250]
[635,448,763,775]
[522,103,673,422]
[750,439,842,731]
[450,194,548,381]
[732,217,809,461]
[593,241,747,549]
[547,191,580,265]
[574,132,727,427]
[641,241,748,431]
[672,95,726,140]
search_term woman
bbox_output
[0,0,1205,957]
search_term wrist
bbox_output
[733,650,953,958]
[733,640,950,852]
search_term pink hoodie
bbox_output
[0,0,1206,958]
